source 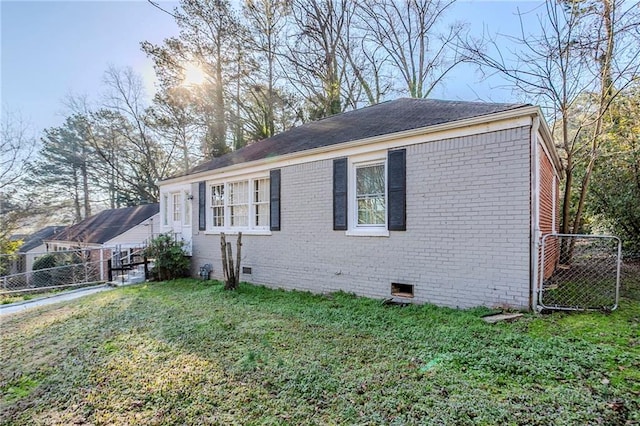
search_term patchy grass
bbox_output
[1,280,639,425]
[540,259,640,310]
[0,292,58,305]
[541,278,617,309]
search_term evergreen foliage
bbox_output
[32,254,58,288]
[144,234,190,281]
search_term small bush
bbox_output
[32,254,58,287]
[144,234,190,281]
[32,254,57,271]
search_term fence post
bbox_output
[107,259,112,282]
[100,249,105,281]
[144,256,149,280]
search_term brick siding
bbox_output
[538,144,559,279]
[191,127,532,309]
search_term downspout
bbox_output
[530,115,541,311]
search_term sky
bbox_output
[1,0,545,138]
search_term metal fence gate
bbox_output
[538,234,622,311]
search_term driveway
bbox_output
[0,285,113,316]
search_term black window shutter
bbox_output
[198,181,206,231]
[388,149,406,231]
[270,169,281,231]
[333,158,348,230]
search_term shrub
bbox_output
[32,254,58,287]
[144,234,190,281]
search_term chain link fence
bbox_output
[0,249,108,295]
[538,234,622,311]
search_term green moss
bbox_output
[2,376,40,401]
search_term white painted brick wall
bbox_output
[191,126,532,309]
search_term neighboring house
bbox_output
[158,98,562,310]
[47,204,160,251]
[45,204,160,280]
[3,227,66,275]
[18,226,67,273]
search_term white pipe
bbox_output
[531,115,541,311]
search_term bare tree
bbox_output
[97,65,173,202]
[285,0,361,119]
[0,111,37,249]
[357,0,467,98]
[462,0,640,244]
[242,0,294,138]
[144,0,243,157]
[147,87,205,174]
[0,111,36,192]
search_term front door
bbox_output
[169,191,193,255]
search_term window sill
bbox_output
[345,228,389,237]
[203,229,272,236]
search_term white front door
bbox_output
[166,190,193,256]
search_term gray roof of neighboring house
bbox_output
[18,226,67,253]
[188,98,528,175]
[49,204,159,245]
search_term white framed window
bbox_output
[254,178,270,227]
[355,162,386,226]
[229,181,249,227]
[347,154,389,237]
[208,175,270,232]
[211,184,225,227]
[172,192,181,222]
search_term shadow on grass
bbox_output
[1,279,638,425]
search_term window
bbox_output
[208,176,270,231]
[211,184,225,227]
[172,192,181,222]
[355,163,386,226]
[162,194,169,226]
[254,178,270,227]
[229,181,248,226]
[335,149,405,236]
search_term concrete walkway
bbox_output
[0,285,113,316]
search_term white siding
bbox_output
[106,213,159,248]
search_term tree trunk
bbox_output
[226,242,235,290]
[220,232,229,284]
[81,158,91,218]
[72,166,82,223]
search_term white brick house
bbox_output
[158,99,561,310]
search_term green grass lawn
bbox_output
[1,280,639,425]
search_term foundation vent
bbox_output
[391,283,414,298]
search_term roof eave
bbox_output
[159,106,542,186]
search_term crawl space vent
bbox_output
[391,283,414,298]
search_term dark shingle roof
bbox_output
[49,204,159,245]
[18,226,67,252]
[189,98,527,175]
